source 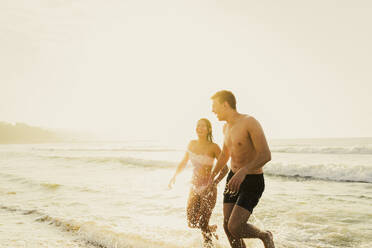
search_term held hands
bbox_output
[207,180,218,192]
[207,175,217,191]
[207,174,215,189]
[168,175,176,189]
[226,168,246,194]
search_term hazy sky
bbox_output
[1,0,371,143]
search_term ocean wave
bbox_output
[0,172,99,193]
[265,162,372,183]
[45,155,177,168]
[33,147,178,152]
[40,183,62,190]
[32,144,372,155]
[43,155,372,183]
[0,205,182,248]
[271,146,372,155]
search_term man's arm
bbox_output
[241,117,271,173]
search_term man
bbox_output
[208,90,275,248]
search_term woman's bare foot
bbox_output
[203,241,214,248]
[209,225,218,240]
[209,224,217,232]
[202,225,218,247]
[202,232,213,248]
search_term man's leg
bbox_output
[223,203,246,248]
[228,205,274,248]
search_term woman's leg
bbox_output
[187,189,201,228]
[198,186,217,245]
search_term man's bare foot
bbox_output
[262,231,275,248]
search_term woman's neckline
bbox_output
[188,149,214,160]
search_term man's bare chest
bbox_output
[225,125,250,151]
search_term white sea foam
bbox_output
[0,205,195,248]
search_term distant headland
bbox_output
[0,122,64,144]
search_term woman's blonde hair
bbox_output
[198,118,213,143]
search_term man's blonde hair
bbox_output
[211,90,236,110]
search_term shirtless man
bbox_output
[208,90,275,248]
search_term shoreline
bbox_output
[0,206,95,248]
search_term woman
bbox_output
[169,118,228,247]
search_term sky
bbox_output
[1,0,371,143]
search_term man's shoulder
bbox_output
[240,114,257,124]
[239,115,261,131]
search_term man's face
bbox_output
[212,99,226,121]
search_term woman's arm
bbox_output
[172,152,189,178]
[168,142,191,188]
[209,142,230,183]
[214,164,228,185]
[211,144,229,185]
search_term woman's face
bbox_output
[196,120,209,138]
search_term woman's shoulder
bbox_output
[210,142,221,156]
[210,142,220,149]
[188,140,219,153]
[187,140,198,150]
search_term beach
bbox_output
[1,138,372,248]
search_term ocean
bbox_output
[0,138,371,248]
